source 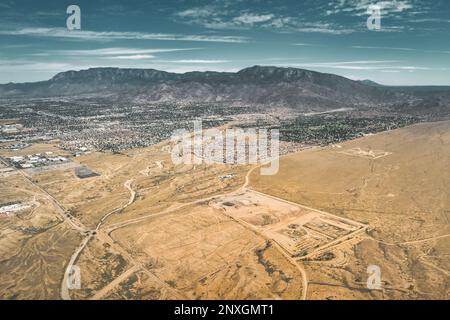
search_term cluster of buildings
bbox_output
[1,100,298,156]
[59,126,170,152]
[0,142,30,150]
[8,152,69,169]
[1,123,23,134]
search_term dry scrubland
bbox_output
[3,139,304,299]
[0,121,449,299]
[250,121,450,299]
[0,173,81,299]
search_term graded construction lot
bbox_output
[211,189,366,258]
[250,121,450,299]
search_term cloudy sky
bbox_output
[0,0,449,85]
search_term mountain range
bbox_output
[0,66,405,109]
[2,65,450,116]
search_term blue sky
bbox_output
[0,0,449,85]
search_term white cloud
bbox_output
[294,26,354,35]
[232,13,274,25]
[106,54,155,60]
[272,60,434,71]
[316,60,402,64]
[410,18,450,23]
[41,47,202,56]
[175,9,277,30]
[0,27,249,43]
[176,7,216,18]
[292,43,315,46]
[352,45,450,54]
[158,60,230,64]
[328,0,414,16]
[0,61,74,72]
[377,0,413,13]
[352,45,417,51]
[175,6,355,34]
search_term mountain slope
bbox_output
[0,66,401,109]
[357,79,384,87]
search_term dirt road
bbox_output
[60,179,136,300]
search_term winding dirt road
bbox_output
[60,179,136,300]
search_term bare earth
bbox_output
[250,121,450,299]
[1,121,449,299]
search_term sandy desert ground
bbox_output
[250,121,450,299]
[0,121,449,299]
